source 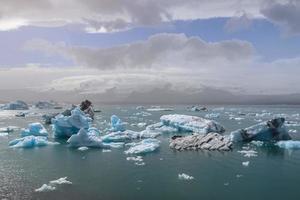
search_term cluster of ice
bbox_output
[35,101,56,109]
[9,136,58,148]
[230,118,291,142]
[160,114,225,134]
[125,139,160,154]
[169,133,232,151]
[1,100,29,110]
[238,150,257,157]
[35,177,72,192]
[20,122,48,137]
[146,106,174,112]
[110,115,126,132]
[52,108,92,138]
[276,140,300,149]
[178,173,194,180]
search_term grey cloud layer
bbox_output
[25,33,254,69]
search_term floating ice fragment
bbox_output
[1,100,29,110]
[276,140,300,149]
[101,130,139,142]
[178,173,194,180]
[230,118,290,142]
[125,138,160,154]
[242,161,250,167]
[238,150,257,157]
[126,156,143,162]
[102,149,111,152]
[110,115,126,132]
[9,136,57,148]
[78,146,89,151]
[21,122,48,137]
[205,113,220,119]
[160,114,225,134]
[35,184,56,192]
[67,128,104,148]
[146,107,174,112]
[49,177,72,185]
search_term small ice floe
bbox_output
[49,177,72,185]
[146,106,174,112]
[102,149,111,153]
[276,140,300,150]
[229,117,244,121]
[110,115,126,132]
[9,136,58,148]
[238,150,257,157]
[21,122,48,137]
[178,173,194,180]
[52,107,91,138]
[170,133,232,151]
[126,156,145,166]
[188,106,208,112]
[78,146,89,151]
[137,122,147,128]
[236,174,243,178]
[288,129,297,133]
[134,111,152,117]
[224,182,229,186]
[205,113,220,119]
[1,100,29,110]
[35,177,72,192]
[35,184,56,192]
[124,138,160,154]
[242,161,250,167]
[230,118,290,142]
[160,114,225,134]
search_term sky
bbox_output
[0,0,300,103]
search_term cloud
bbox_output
[0,0,265,32]
[24,33,255,70]
[261,1,300,35]
[224,12,253,33]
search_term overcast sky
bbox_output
[0,0,300,103]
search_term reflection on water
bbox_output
[0,105,300,199]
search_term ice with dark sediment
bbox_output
[230,118,291,142]
[169,133,232,151]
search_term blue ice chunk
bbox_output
[67,128,104,148]
[124,138,160,154]
[21,122,48,137]
[276,140,300,149]
[9,136,56,148]
[110,115,126,132]
[52,107,92,138]
[2,100,29,110]
[230,118,291,142]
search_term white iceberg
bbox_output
[20,122,48,137]
[160,114,225,134]
[1,100,29,110]
[110,115,126,132]
[178,173,194,180]
[9,136,58,148]
[52,107,92,138]
[35,184,56,192]
[230,118,291,142]
[276,140,300,149]
[124,138,160,154]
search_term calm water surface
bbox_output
[0,105,300,200]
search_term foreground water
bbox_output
[1,105,300,200]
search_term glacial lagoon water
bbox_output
[1,105,300,200]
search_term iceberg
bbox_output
[35,101,55,109]
[230,118,291,142]
[52,107,91,138]
[110,115,126,132]
[169,133,232,151]
[9,136,57,148]
[178,173,194,180]
[124,138,160,154]
[160,114,225,134]
[20,122,48,137]
[276,140,300,149]
[67,128,104,148]
[101,130,140,142]
[1,100,29,110]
